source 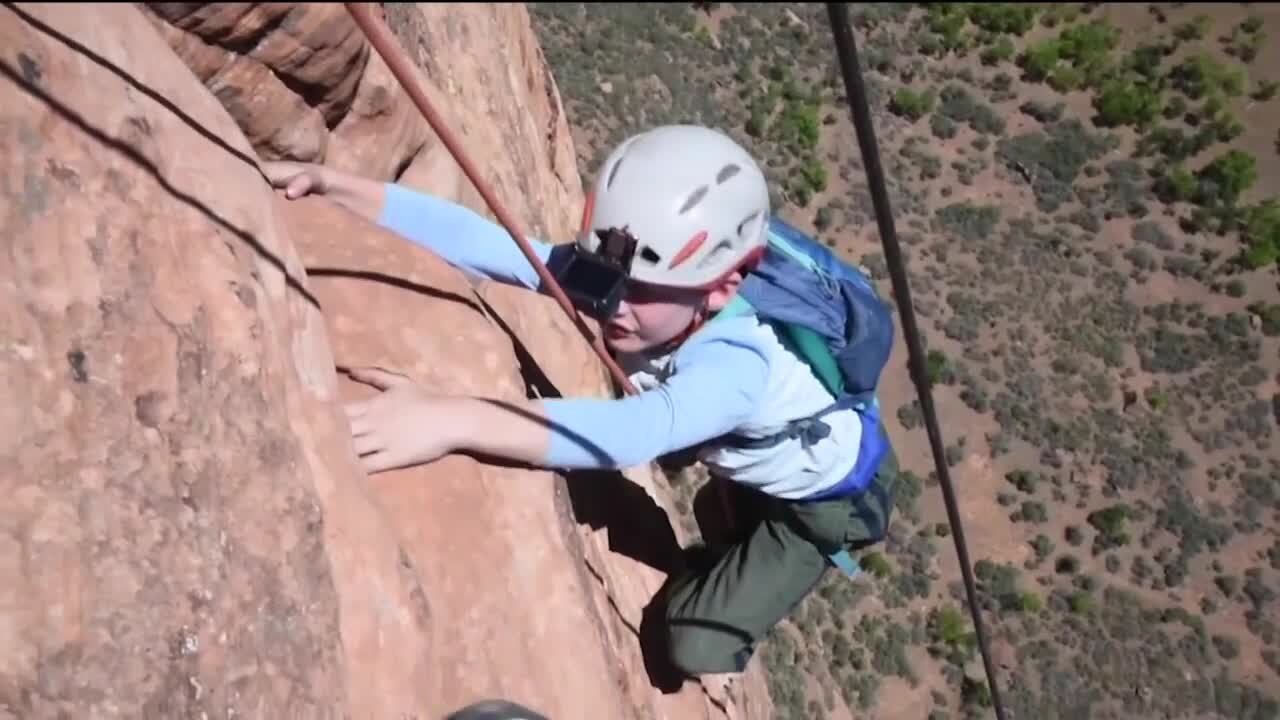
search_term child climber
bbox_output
[263,124,899,679]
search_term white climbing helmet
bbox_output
[579,125,771,289]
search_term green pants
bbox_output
[663,446,899,676]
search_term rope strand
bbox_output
[824,5,1009,718]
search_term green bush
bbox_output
[1016,501,1048,524]
[890,87,935,121]
[935,202,1001,241]
[1058,19,1119,68]
[1240,200,1280,269]
[1087,504,1132,551]
[1031,534,1054,562]
[1020,39,1060,81]
[799,156,829,193]
[930,113,958,140]
[1020,99,1065,123]
[1174,14,1211,42]
[1252,80,1279,102]
[926,349,953,385]
[1093,79,1163,128]
[1170,53,1245,100]
[929,605,976,655]
[1247,303,1280,336]
[938,84,1005,135]
[1017,592,1044,613]
[981,36,1016,66]
[1154,164,1197,204]
[814,205,834,232]
[995,120,1116,212]
[968,4,1039,35]
[862,551,892,579]
[1068,590,1094,614]
[1005,469,1039,494]
[1195,149,1257,208]
[1048,64,1084,93]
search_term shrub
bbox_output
[1087,504,1131,551]
[935,202,1001,241]
[1252,80,1279,102]
[1133,220,1175,250]
[1058,20,1119,70]
[1016,501,1048,524]
[1017,592,1043,612]
[1031,534,1055,561]
[1170,53,1245,100]
[1020,99,1065,123]
[1154,165,1197,204]
[995,120,1116,212]
[930,113,958,140]
[926,349,953,385]
[1239,200,1280,269]
[1068,591,1094,614]
[1247,303,1280,336]
[1056,554,1079,574]
[862,551,892,579]
[968,4,1039,35]
[981,36,1016,66]
[890,88,935,121]
[1064,525,1084,546]
[1020,39,1060,81]
[937,84,1006,135]
[1093,79,1163,128]
[1196,149,1257,208]
[814,205,834,231]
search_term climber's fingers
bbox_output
[261,160,329,199]
[347,411,372,438]
[347,366,412,391]
[360,450,403,475]
[351,429,384,457]
[285,174,314,199]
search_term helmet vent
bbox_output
[716,164,741,184]
[606,154,627,190]
[738,210,764,240]
[639,246,662,265]
[678,185,709,215]
[697,239,734,269]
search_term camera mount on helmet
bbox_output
[547,226,638,320]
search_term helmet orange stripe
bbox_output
[667,230,708,270]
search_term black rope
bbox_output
[824,5,1009,719]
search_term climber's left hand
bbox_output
[343,367,460,474]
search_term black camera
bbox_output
[547,226,638,320]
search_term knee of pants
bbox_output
[666,622,749,677]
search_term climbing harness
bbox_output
[825,4,1009,718]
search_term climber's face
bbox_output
[602,273,743,354]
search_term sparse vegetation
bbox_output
[532,3,1280,716]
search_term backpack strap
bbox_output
[711,298,860,452]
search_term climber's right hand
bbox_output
[261,160,331,200]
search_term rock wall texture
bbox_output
[1,2,772,718]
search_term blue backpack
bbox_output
[711,215,896,502]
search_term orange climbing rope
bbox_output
[343,2,637,397]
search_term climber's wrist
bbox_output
[321,168,387,224]
[445,396,553,467]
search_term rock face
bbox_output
[2,2,772,718]
[0,3,431,717]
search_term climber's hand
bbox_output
[261,160,331,200]
[343,366,458,474]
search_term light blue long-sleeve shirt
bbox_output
[375,183,772,470]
